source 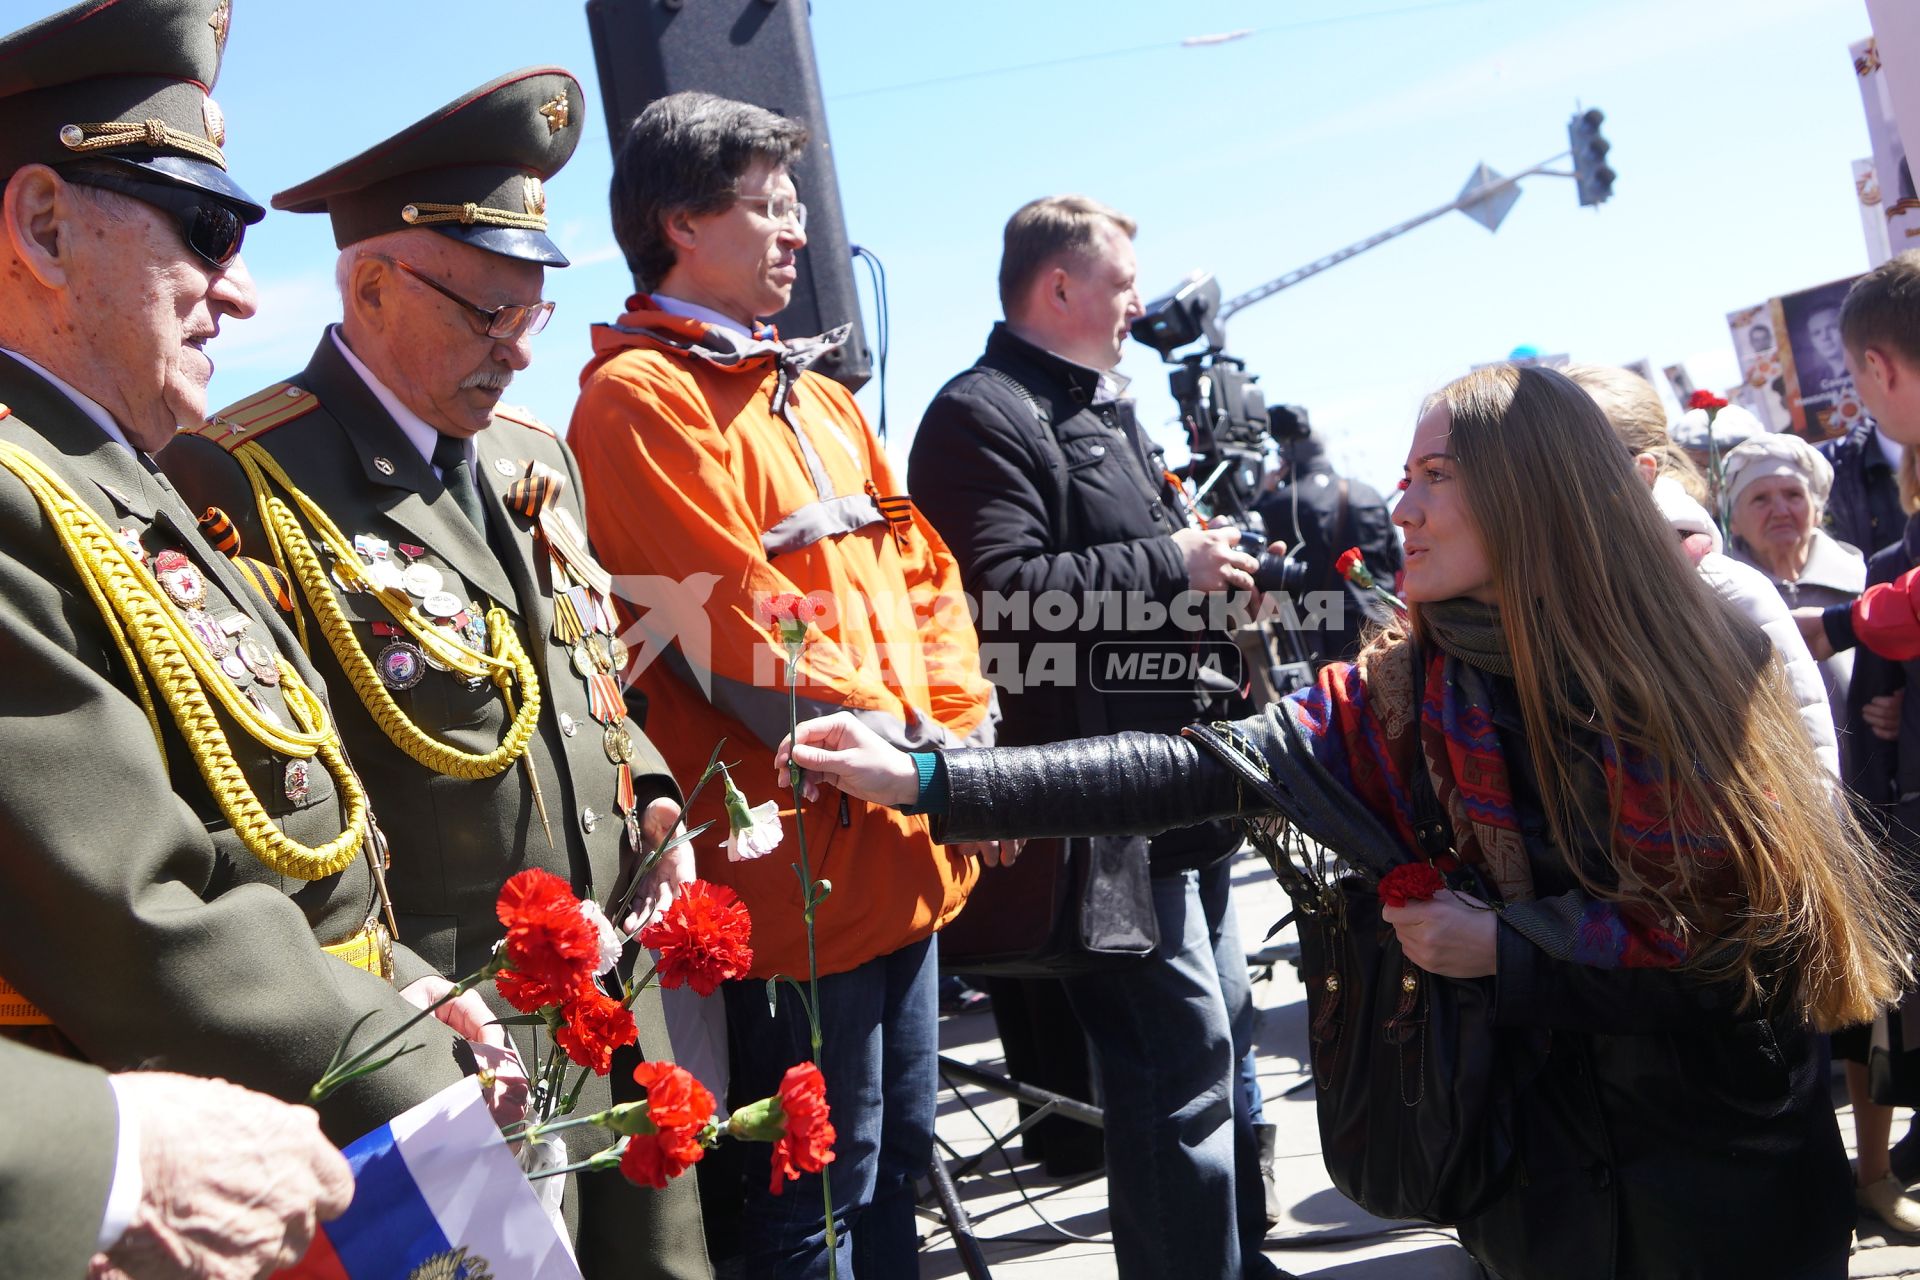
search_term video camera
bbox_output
[1130,272,1304,595]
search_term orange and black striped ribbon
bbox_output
[198,505,242,556]
[506,460,566,519]
[866,480,914,550]
[233,556,295,613]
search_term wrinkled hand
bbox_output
[625,796,694,932]
[1379,889,1498,979]
[775,711,921,808]
[401,975,528,1127]
[956,838,1025,868]
[1172,526,1259,593]
[1865,690,1905,741]
[89,1073,353,1280]
[1794,606,1835,662]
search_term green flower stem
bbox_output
[526,1145,624,1181]
[309,958,499,1104]
[621,961,660,1012]
[785,645,839,1274]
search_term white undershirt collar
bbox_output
[0,346,136,453]
[330,325,467,477]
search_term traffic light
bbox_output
[1569,107,1614,207]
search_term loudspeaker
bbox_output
[584,0,872,390]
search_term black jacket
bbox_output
[910,324,1242,868]
[1820,418,1905,559]
[929,700,1853,1280]
[1253,436,1402,665]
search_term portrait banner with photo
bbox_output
[1778,275,1866,440]
[1855,37,1920,252]
[1726,301,1793,432]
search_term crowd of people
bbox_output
[9,3,1920,1280]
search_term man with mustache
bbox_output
[0,0,496,1188]
[161,69,710,1280]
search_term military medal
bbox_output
[602,723,635,765]
[284,758,312,805]
[247,686,284,727]
[184,607,233,659]
[117,526,146,565]
[402,563,443,598]
[220,652,250,682]
[587,672,623,724]
[154,550,207,607]
[422,589,463,620]
[370,560,407,593]
[606,633,630,671]
[462,612,488,653]
[238,636,279,685]
[376,640,428,690]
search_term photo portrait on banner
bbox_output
[1779,274,1864,440]
[1726,301,1793,431]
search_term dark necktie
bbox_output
[432,432,487,535]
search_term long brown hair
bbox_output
[1415,365,1908,1030]
[1563,363,1710,505]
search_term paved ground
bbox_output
[914,849,1920,1279]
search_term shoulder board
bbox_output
[492,402,556,437]
[186,383,321,452]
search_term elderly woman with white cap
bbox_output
[1723,433,1867,727]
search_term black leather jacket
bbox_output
[931,700,1852,1280]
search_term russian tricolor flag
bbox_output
[279,1079,582,1280]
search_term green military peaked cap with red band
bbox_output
[272,67,584,267]
[0,0,263,219]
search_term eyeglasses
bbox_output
[62,168,247,269]
[380,257,555,341]
[731,189,807,232]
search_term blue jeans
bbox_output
[1065,859,1270,1280]
[718,935,938,1280]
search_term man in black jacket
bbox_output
[909,195,1280,1280]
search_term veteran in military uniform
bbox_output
[162,69,711,1280]
[0,0,508,1162]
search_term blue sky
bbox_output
[204,0,1874,495]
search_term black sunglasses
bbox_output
[61,169,247,269]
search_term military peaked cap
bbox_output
[273,67,584,267]
[0,0,262,217]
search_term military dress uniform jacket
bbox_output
[0,1038,117,1278]
[162,332,709,1280]
[0,352,465,1146]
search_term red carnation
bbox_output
[767,1062,837,1196]
[495,868,600,1007]
[1335,547,1373,588]
[766,592,821,625]
[554,984,638,1075]
[1378,861,1447,909]
[639,880,755,996]
[1687,390,1729,411]
[620,1061,716,1190]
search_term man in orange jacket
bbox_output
[567,91,997,1279]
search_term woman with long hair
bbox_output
[781,365,1912,1278]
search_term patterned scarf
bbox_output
[1287,599,1709,968]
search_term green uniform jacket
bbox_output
[163,331,710,1280]
[0,1039,116,1278]
[0,351,464,1148]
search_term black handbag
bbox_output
[936,834,1158,977]
[1185,646,1519,1224]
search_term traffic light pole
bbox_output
[1219,151,1574,321]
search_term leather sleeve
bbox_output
[931,730,1243,842]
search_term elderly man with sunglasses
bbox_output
[161,69,711,1280]
[0,0,518,1258]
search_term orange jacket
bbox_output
[569,298,995,979]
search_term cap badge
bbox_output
[202,97,225,147]
[522,176,546,218]
[208,0,232,57]
[539,92,571,136]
